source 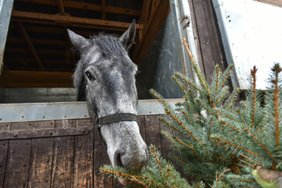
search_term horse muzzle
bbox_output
[114,144,148,170]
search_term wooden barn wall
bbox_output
[188,0,227,84]
[137,0,227,99]
[0,115,173,188]
[137,0,186,99]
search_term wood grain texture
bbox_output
[0,123,10,187]
[4,122,32,187]
[190,0,227,84]
[73,120,94,188]
[0,115,167,187]
[144,115,162,151]
[28,121,54,187]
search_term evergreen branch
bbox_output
[214,86,230,106]
[250,66,258,128]
[149,89,170,109]
[239,153,257,167]
[150,145,162,170]
[242,127,276,164]
[181,110,195,125]
[271,63,281,148]
[160,117,182,133]
[174,136,193,150]
[219,64,234,89]
[223,88,239,109]
[211,135,258,157]
[173,74,189,95]
[238,157,255,168]
[214,168,231,188]
[215,64,221,93]
[100,166,146,186]
[173,72,202,92]
[219,120,240,132]
[166,110,198,141]
[182,37,209,92]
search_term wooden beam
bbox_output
[134,0,170,64]
[8,37,65,45]
[101,0,106,19]
[56,0,65,14]
[0,70,73,87]
[12,18,127,32]
[18,23,45,70]
[17,0,141,16]
[6,48,65,56]
[12,10,143,30]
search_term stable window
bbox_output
[0,0,179,103]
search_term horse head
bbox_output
[68,21,148,171]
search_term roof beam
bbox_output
[101,0,107,19]
[17,0,141,16]
[12,10,143,30]
[56,0,65,14]
[18,22,45,70]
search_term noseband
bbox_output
[96,113,138,144]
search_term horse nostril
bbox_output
[114,150,124,167]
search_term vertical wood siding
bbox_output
[0,115,173,188]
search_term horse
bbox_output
[67,21,148,172]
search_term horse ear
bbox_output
[119,20,136,51]
[67,29,90,52]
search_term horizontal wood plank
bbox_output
[12,10,143,30]
[0,115,166,187]
[17,0,141,16]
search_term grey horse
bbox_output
[67,21,148,172]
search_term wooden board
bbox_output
[28,121,54,187]
[4,122,32,187]
[0,115,170,187]
[73,120,94,188]
[190,0,227,84]
[144,115,162,151]
[0,123,10,187]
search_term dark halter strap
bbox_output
[96,113,138,144]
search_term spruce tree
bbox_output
[100,38,282,187]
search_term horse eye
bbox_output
[85,70,95,81]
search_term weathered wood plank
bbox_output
[0,123,10,187]
[17,0,141,16]
[73,119,94,188]
[0,127,92,140]
[50,120,75,188]
[4,122,32,187]
[159,115,171,160]
[28,121,54,187]
[12,10,143,30]
[144,115,162,151]
[138,115,146,140]
[94,123,113,188]
[191,0,227,83]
